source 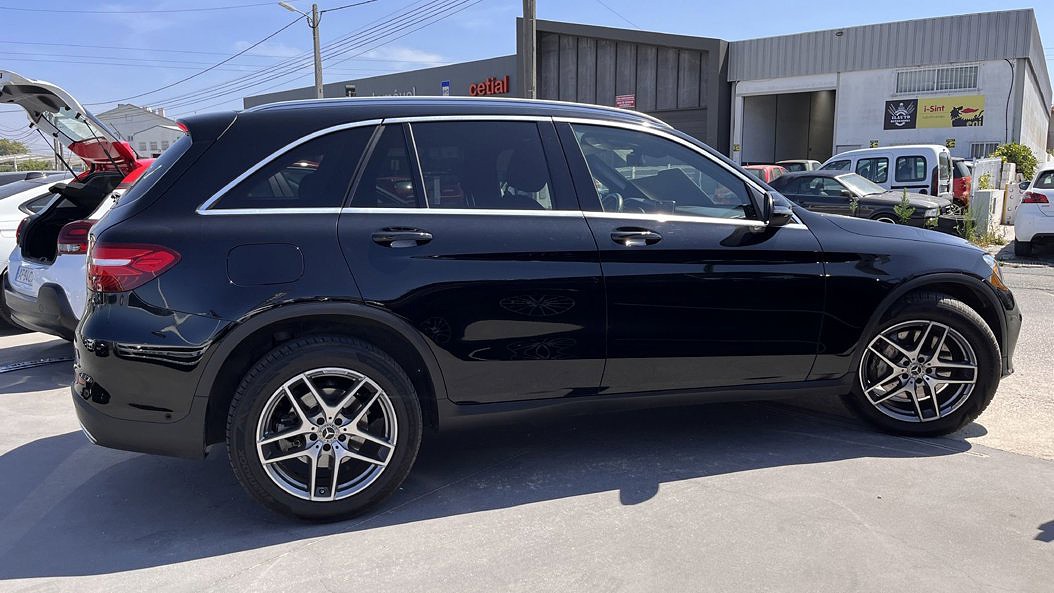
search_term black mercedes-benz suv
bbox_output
[75,97,1020,520]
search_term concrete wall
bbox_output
[244,56,518,108]
[1019,62,1051,165]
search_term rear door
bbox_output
[336,118,605,404]
[558,121,824,394]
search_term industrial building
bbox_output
[245,9,1051,164]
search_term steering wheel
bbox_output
[601,192,624,213]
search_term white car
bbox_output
[0,71,152,339]
[1015,166,1054,256]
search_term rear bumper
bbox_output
[73,386,209,459]
[3,277,77,340]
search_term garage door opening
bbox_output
[741,90,835,164]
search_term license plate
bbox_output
[14,266,34,285]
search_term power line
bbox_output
[593,0,640,29]
[0,2,274,14]
[168,0,476,112]
[85,17,302,105]
[323,0,381,14]
[2,56,397,75]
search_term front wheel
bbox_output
[844,292,1000,436]
[227,335,422,520]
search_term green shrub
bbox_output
[893,188,915,224]
[991,143,1038,180]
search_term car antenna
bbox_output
[75,112,123,173]
[33,125,78,178]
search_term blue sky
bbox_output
[2,0,1052,153]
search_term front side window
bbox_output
[215,127,373,210]
[895,156,927,182]
[410,121,558,210]
[855,157,888,183]
[822,159,851,171]
[571,124,754,219]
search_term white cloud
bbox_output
[358,46,446,66]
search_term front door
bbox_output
[558,122,825,394]
[337,120,604,404]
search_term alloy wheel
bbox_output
[859,320,978,423]
[255,367,397,501]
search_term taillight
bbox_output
[15,217,28,246]
[930,166,938,196]
[57,220,96,255]
[1023,191,1050,204]
[87,243,180,293]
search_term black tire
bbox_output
[1014,239,1034,257]
[843,292,1000,437]
[227,335,423,521]
[0,271,29,332]
[872,214,897,224]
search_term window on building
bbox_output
[161,140,170,150]
[149,141,158,152]
[138,142,147,153]
[896,65,978,93]
[970,142,999,159]
[855,157,888,183]
[410,121,560,210]
[895,156,928,182]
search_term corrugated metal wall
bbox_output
[729,9,1049,107]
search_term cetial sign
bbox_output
[469,75,510,96]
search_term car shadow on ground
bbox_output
[993,240,1054,267]
[0,339,73,395]
[0,399,981,580]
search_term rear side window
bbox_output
[410,121,560,210]
[113,134,191,210]
[215,127,372,210]
[895,156,928,182]
[1034,170,1054,189]
[822,159,850,171]
[855,157,888,183]
[350,125,420,208]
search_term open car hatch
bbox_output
[0,70,139,175]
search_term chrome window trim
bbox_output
[340,207,584,218]
[198,207,344,216]
[195,118,383,214]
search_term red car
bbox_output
[744,164,788,184]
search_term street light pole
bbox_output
[522,0,536,99]
[279,2,324,99]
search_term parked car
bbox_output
[821,145,953,199]
[70,97,1020,520]
[770,170,956,228]
[743,164,788,183]
[1014,165,1054,256]
[952,158,972,206]
[0,71,153,339]
[0,170,66,187]
[777,159,822,172]
[0,176,73,327]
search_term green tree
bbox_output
[893,188,916,224]
[990,143,1038,180]
[0,138,29,156]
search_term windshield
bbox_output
[745,168,764,179]
[838,173,886,195]
[782,162,807,172]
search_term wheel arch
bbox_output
[853,272,1007,375]
[196,301,447,447]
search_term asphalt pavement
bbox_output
[0,261,1052,592]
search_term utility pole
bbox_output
[311,3,323,99]
[522,0,536,99]
[279,2,324,99]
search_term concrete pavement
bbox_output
[0,263,1052,592]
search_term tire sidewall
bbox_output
[848,298,1000,436]
[228,338,422,520]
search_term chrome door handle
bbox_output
[372,228,433,248]
[611,228,662,247]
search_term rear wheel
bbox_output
[874,215,897,224]
[844,292,999,436]
[227,335,422,520]
[1014,239,1034,257]
[0,272,28,332]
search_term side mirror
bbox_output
[839,189,853,198]
[763,191,794,228]
[1019,181,1030,191]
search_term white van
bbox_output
[820,145,953,198]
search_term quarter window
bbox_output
[895,156,928,182]
[855,157,888,183]
[410,121,559,210]
[215,127,373,210]
[350,125,420,208]
[571,124,754,219]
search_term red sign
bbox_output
[615,94,636,109]
[469,75,510,96]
